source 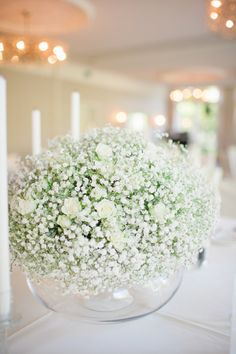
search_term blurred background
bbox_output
[0,0,236,217]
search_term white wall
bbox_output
[0,64,167,155]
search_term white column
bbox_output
[70,92,80,140]
[0,76,11,319]
[218,87,235,174]
[32,110,41,155]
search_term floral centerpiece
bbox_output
[9,127,219,298]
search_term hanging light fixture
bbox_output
[207,0,236,37]
[169,87,220,103]
[0,10,67,65]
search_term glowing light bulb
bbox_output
[210,12,218,20]
[38,41,48,51]
[211,0,222,8]
[193,88,202,99]
[116,111,127,123]
[0,42,4,51]
[53,46,64,55]
[16,40,25,50]
[182,88,192,99]
[170,90,183,102]
[226,19,234,28]
[53,46,66,61]
[153,115,166,127]
[56,51,67,61]
[48,55,57,64]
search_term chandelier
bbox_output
[169,87,220,103]
[207,0,236,37]
[0,10,67,65]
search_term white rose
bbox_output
[110,232,125,251]
[57,215,72,229]
[62,198,81,218]
[17,198,37,215]
[96,199,116,218]
[151,202,168,224]
[96,143,112,160]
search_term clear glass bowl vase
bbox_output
[26,269,183,324]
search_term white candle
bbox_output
[0,76,11,319]
[71,92,80,140]
[32,110,41,155]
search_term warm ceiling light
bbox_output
[53,46,67,61]
[226,19,234,28]
[38,41,48,51]
[182,88,192,99]
[208,0,236,37]
[170,90,183,102]
[0,9,68,65]
[211,0,222,8]
[56,51,67,61]
[153,115,166,127]
[0,35,67,64]
[193,88,203,99]
[116,111,127,123]
[11,55,19,63]
[16,40,25,50]
[48,55,57,64]
[53,46,64,55]
[210,12,218,20]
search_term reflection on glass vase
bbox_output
[26,269,183,323]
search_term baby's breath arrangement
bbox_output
[9,127,219,296]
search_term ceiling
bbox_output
[1,0,236,86]
[61,0,236,86]
[0,0,93,35]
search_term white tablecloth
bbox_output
[7,218,236,354]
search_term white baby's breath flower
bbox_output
[9,127,219,298]
[151,202,169,224]
[16,198,37,215]
[96,143,112,160]
[62,198,81,218]
[57,215,72,228]
[145,142,158,161]
[96,199,116,218]
[91,186,107,200]
[41,179,48,190]
[10,196,19,211]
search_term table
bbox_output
[7,218,236,354]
